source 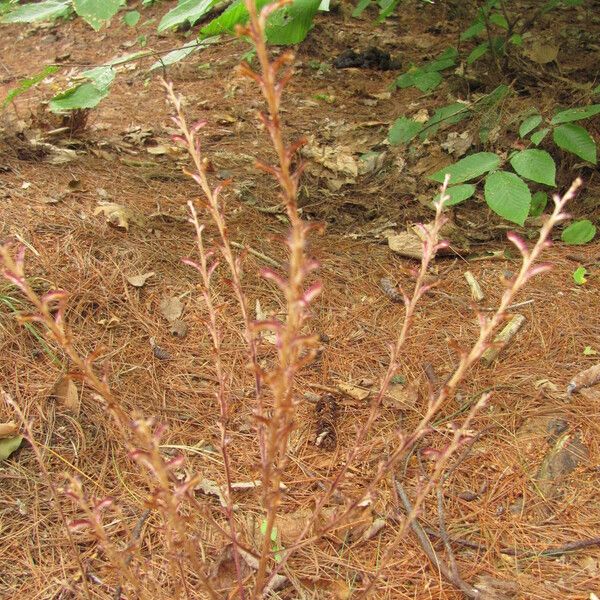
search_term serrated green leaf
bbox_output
[72,0,122,31]
[388,117,422,145]
[519,114,542,138]
[2,65,59,109]
[0,435,23,461]
[484,171,531,225]
[158,0,219,32]
[430,152,500,184]
[467,42,489,64]
[561,220,597,245]
[509,149,555,186]
[529,191,548,216]
[123,10,140,26]
[412,70,442,92]
[551,104,600,124]
[434,184,476,206]
[50,82,108,112]
[460,20,484,41]
[553,123,597,163]
[573,266,587,285]
[530,127,550,146]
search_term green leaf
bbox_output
[509,33,523,45]
[593,84,600,96]
[0,435,23,461]
[467,42,489,64]
[460,20,484,41]
[530,127,550,146]
[421,102,470,139]
[430,152,500,184]
[72,0,122,31]
[394,70,417,89]
[553,123,597,163]
[519,114,542,138]
[202,0,320,44]
[435,184,476,206]
[158,0,219,32]
[2,65,59,109]
[265,0,321,45]
[551,104,600,124]
[529,191,548,216]
[388,117,422,145]
[572,266,587,285]
[561,220,596,245]
[484,171,531,225]
[489,12,508,28]
[352,0,371,16]
[412,70,442,92]
[425,47,458,72]
[149,37,218,71]
[583,346,597,356]
[509,149,555,186]
[50,82,108,111]
[123,10,140,26]
[1,0,71,23]
[81,66,116,92]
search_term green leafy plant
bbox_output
[459,0,583,67]
[518,104,599,164]
[428,149,552,225]
[572,266,588,285]
[1,0,329,113]
[393,47,458,93]
[389,84,509,146]
[2,65,59,109]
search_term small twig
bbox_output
[394,478,480,599]
[230,241,281,269]
[424,529,600,559]
[113,509,152,600]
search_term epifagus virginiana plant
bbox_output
[0,0,582,596]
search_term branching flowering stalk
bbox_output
[184,202,246,599]
[0,246,220,600]
[261,180,578,594]
[168,1,321,595]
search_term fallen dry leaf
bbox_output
[0,422,18,438]
[337,382,370,401]
[383,381,418,409]
[94,202,141,231]
[525,41,558,64]
[302,136,358,183]
[160,296,183,323]
[147,144,183,158]
[126,271,155,287]
[53,375,80,413]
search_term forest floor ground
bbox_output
[0,1,599,599]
